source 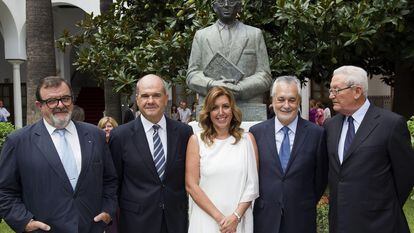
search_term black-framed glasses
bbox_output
[40,95,73,109]
[215,0,239,6]
[328,85,354,96]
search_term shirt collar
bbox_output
[43,118,76,136]
[217,20,239,31]
[274,115,298,134]
[349,98,370,125]
[141,115,167,133]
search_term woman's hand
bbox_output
[219,214,238,233]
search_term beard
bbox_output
[50,108,72,128]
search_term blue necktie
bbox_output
[279,126,291,172]
[55,129,78,190]
[343,116,355,158]
[153,125,166,180]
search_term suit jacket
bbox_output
[324,105,414,233]
[186,21,272,102]
[250,117,328,233]
[0,120,118,233]
[109,116,193,233]
[123,109,135,124]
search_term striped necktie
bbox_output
[152,125,166,180]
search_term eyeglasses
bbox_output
[215,0,239,6]
[328,85,354,96]
[40,95,73,109]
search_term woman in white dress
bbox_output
[186,86,259,233]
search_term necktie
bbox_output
[221,26,231,56]
[153,125,166,180]
[55,129,78,190]
[343,116,355,159]
[279,126,291,172]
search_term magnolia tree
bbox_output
[58,0,414,117]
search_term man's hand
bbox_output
[25,219,51,232]
[94,212,112,224]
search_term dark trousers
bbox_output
[160,211,169,233]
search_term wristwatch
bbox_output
[233,211,241,222]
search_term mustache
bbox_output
[52,107,69,114]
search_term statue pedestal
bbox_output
[189,120,261,133]
[238,103,267,121]
[195,102,268,122]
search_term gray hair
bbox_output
[333,66,368,96]
[270,76,302,98]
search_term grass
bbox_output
[0,220,13,233]
[404,196,414,232]
[0,198,413,232]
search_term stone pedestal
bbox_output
[195,102,267,122]
[238,103,267,121]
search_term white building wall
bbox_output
[0,0,26,60]
[368,75,392,96]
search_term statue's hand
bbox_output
[209,79,232,88]
[219,76,237,84]
[225,83,241,98]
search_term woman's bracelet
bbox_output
[233,211,241,222]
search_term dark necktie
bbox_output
[279,126,291,172]
[343,116,355,157]
[55,129,78,190]
[153,125,166,180]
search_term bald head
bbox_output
[136,74,167,96]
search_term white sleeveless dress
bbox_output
[188,132,259,233]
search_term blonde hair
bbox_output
[98,116,119,129]
[199,86,243,146]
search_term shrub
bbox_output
[317,195,329,233]
[0,122,15,151]
[408,116,414,147]
[408,116,414,200]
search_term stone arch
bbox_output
[52,0,100,15]
[0,1,26,60]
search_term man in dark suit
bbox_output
[0,76,118,233]
[122,103,135,124]
[250,76,328,233]
[324,65,414,233]
[109,74,193,233]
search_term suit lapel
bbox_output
[342,105,380,164]
[33,120,73,193]
[264,118,283,176]
[206,23,224,56]
[74,123,93,193]
[285,117,309,174]
[228,23,249,65]
[331,115,344,166]
[133,117,160,180]
[165,118,178,176]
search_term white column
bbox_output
[8,59,24,128]
[301,78,311,120]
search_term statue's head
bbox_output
[213,0,242,25]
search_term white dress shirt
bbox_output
[338,99,370,163]
[0,107,10,121]
[141,115,168,160]
[44,119,82,175]
[178,107,192,124]
[274,115,298,154]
